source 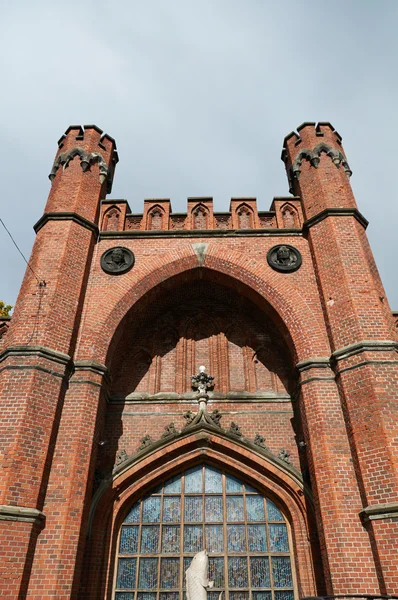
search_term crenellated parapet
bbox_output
[49,125,119,194]
[100,196,304,233]
[281,122,352,195]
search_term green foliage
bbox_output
[0,301,12,316]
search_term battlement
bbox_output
[282,122,342,158]
[100,196,304,233]
[57,124,118,159]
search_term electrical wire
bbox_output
[0,218,46,287]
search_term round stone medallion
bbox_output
[267,244,302,273]
[101,246,135,275]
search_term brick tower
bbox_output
[0,123,397,599]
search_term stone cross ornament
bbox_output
[186,550,222,600]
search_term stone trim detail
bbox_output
[49,146,109,186]
[0,345,71,366]
[303,208,368,231]
[296,357,331,372]
[298,376,336,387]
[332,340,398,362]
[292,142,352,180]
[359,502,398,522]
[34,212,99,236]
[0,505,45,524]
[100,229,303,240]
[74,360,108,376]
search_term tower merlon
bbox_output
[49,125,118,194]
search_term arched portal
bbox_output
[83,270,323,598]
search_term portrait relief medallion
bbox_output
[267,244,302,272]
[101,246,135,275]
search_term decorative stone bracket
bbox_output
[292,142,352,180]
[286,142,352,193]
[49,146,111,189]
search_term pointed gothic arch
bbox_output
[192,204,209,230]
[86,426,317,599]
[147,205,166,231]
[236,204,254,229]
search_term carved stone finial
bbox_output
[254,434,268,450]
[278,448,291,464]
[191,366,214,395]
[138,435,153,451]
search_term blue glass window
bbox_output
[114,468,295,599]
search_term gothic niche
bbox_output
[280,203,297,229]
[109,281,291,398]
[149,207,163,230]
[192,205,208,230]
[237,205,252,229]
[103,206,121,231]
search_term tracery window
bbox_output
[114,466,295,600]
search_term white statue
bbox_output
[186,550,222,600]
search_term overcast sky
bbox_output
[1,1,397,310]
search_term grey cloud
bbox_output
[1,0,397,308]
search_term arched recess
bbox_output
[236,204,254,229]
[147,205,165,231]
[280,204,298,229]
[84,427,321,599]
[80,247,330,367]
[103,206,122,231]
[192,204,209,230]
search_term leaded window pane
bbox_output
[229,593,249,600]
[272,557,293,588]
[138,558,158,589]
[184,467,202,493]
[267,499,284,522]
[125,502,140,523]
[226,496,244,522]
[205,466,222,493]
[117,558,136,589]
[227,525,246,552]
[208,556,224,587]
[269,524,289,552]
[250,557,271,588]
[184,525,203,553]
[226,474,243,493]
[253,593,272,600]
[205,496,223,522]
[141,526,160,554]
[160,558,180,589]
[163,497,181,522]
[142,497,161,523]
[246,496,265,521]
[205,525,224,552]
[116,594,134,600]
[162,526,180,553]
[184,496,203,522]
[137,594,156,600]
[160,594,180,600]
[120,526,139,554]
[248,524,267,552]
[228,557,248,587]
[275,592,294,600]
[164,476,181,494]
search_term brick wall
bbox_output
[1,123,397,598]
